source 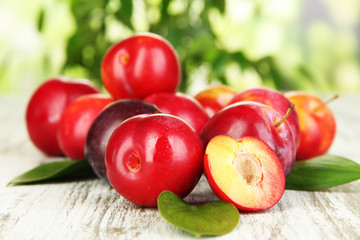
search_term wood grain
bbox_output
[0,94,359,240]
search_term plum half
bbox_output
[204,135,285,211]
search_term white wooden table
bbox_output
[0,93,359,240]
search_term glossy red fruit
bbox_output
[144,92,209,133]
[101,33,181,99]
[194,85,237,117]
[200,101,296,177]
[57,94,113,160]
[228,87,300,151]
[285,91,337,160]
[25,77,100,156]
[106,114,204,207]
[85,99,160,181]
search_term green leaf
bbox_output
[158,190,240,238]
[7,159,95,186]
[232,51,251,69]
[159,0,171,25]
[208,0,225,14]
[65,0,110,84]
[115,0,133,29]
[286,155,360,191]
[37,8,45,32]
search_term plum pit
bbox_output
[233,152,262,185]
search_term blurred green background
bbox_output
[1,0,359,95]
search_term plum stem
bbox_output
[313,94,339,112]
[274,103,295,129]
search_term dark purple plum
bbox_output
[85,99,160,181]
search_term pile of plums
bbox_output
[26,33,336,211]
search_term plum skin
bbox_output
[105,113,204,207]
[25,77,100,156]
[57,94,113,160]
[144,92,209,134]
[200,101,296,177]
[101,33,181,99]
[285,91,336,160]
[85,99,160,181]
[229,87,301,151]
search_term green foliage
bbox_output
[286,155,360,191]
[7,159,95,186]
[65,0,111,86]
[158,190,240,237]
[115,0,133,29]
[1,0,359,93]
[62,0,301,93]
[33,0,356,93]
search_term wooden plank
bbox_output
[0,94,359,239]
